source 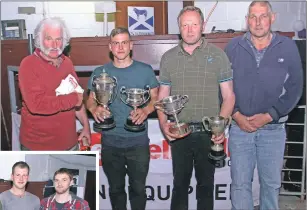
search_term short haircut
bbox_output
[177,6,204,26]
[248,1,273,15]
[110,27,131,39]
[53,168,73,180]
[12,161,30,175]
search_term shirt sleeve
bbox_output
[146,64,160,89]
[267,39,304,121]
[158,53,171,86]
[217,51,233,83]
[18,58,78,115]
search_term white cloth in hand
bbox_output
[55,74,84,96]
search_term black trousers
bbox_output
[102,144,150,210]
[170,131,215,210]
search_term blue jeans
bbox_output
[229,123,286,210]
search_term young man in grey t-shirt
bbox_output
[0,161,40,210]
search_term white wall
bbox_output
[195,1,306,33]
[0,154,96,187]
[1,1,115,37]
[0,153,25,180]
[167,1,183,34]
[1,1,306,37]
[25,154,96,187]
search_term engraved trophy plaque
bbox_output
[92,71,117,132]
[202,116,232,161]
[120,85,151,132]
[155,95,191,137]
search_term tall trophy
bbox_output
[202,116,232,161]
[154,95,191,137]
[92,71,117,132]
[120,85,151,132]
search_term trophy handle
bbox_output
[181,95,189,105]
[92,92,103,106]
[225,116,232,127]
[119,86,129,106]
[110,76,118,103]
[202,116,211,131]
[91,75,97,87]
[154,100,165,112]
[143,85,151,105]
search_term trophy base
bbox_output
[169,123,191,136]
[93,118,116,132]
[124,118,145,132]
[208,150,227,161]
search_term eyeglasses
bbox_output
[247,13,271,22]
[110,40,130,47]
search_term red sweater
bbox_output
[19,49,79,150]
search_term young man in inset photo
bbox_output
[40,168,90,210]
[0,161,40,210]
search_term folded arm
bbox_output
[19,63,78,115]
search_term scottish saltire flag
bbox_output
[128,6,154,35]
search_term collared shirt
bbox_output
[34,48,64,68]
[159,37,233,122]
[40,193,90,210]
[245,31,276,67]
[225,32,303,122]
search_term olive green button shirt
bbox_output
[159,38,233,122]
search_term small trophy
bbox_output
[154,95,191,137]
[120,85,151,132]
[202,116,231,161]
[92,71,117,132]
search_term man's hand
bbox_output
[76,93,84,107]
[233,112,257,133]
[160,122,191,141]
[211,133,225,144]
[78,126,91,145]
[91,106,111,123]
[247,113,272,129]
[130,108,148,125]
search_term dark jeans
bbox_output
[102,144,150,210]
[170,131,215,210]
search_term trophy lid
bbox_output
[99,72,114,83]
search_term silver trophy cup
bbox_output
[92,72,117,132]
[120,85,151,132]
[154,95,191,137]
[202,116,232,161]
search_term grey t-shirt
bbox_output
[0,190,40,210]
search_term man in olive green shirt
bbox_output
[157,6,235,210]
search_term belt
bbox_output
[188,122,206,133]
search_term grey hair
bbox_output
[34,17,71,50]
[247,1,273,16]
[177,6,204,26]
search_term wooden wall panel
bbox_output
[183,1,194,8]
[115,1,168,35]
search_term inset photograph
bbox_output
[0,152,98,210]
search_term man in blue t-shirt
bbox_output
[86,27,159,210]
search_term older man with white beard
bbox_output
[0,161,40,210]
[40,168,90,209]
[18,17,90,151]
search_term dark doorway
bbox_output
[84,170,96,209]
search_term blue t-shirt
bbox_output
[88,60,159,147]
